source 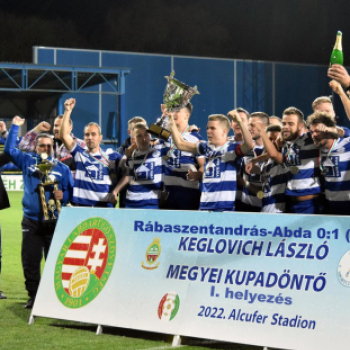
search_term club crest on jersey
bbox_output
[158,292,180,321]
[142,237,161,270]
[54,217,116,308]
[152,149,161,158]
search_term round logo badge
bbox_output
[158,292,180,321]
[54,217,116,308]
[337,250,350,287]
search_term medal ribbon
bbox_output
[86,148,109,167]
[132,147,151,180]
[319,139,336,173]
[286,140,297,163]
[205,142,229,173]
[55,142,64,154]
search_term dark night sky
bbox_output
[1,0,350,65]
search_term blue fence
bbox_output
[34,47,349,144]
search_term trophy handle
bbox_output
[39,185,50,220]
[53,183,62,216]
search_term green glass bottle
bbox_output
[330,31,343,66]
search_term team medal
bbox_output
[257,191,264,199]
[290,166,299,175]
[319,140,336,177]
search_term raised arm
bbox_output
[169,114,198,153]
[328,64,350,88]
[18,121,51,152]
[252,121,284,164]
[59,98,76,151]
[227,110,253,155]
[4,116,26,168]
[329,80,350,124]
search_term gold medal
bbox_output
[162,155,170,161]
[290,166,299,175]
[257,191,264,199]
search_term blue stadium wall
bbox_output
[34,47,348,145]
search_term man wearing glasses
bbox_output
[5,116,73,309]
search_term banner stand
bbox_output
[172,335,181,347]
[96,325,103,335]
[28,315,35,325]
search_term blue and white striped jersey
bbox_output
[282,132,321,196]
[197,141,243,211]
[71,144,122,207]
[321,137,350,214]
[125,145,168,209]
[163,131,204,192]
[260,158,288,213]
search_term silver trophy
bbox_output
[147,71,200,141]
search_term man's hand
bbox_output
[12,116,25,126]
[125,141,137,157]
[314,124,339,139]
[188,124,200,132]
[186,168,202,182]
[245,161,254,175]
[250,120,264,132]
[328,64,350,87]
[329,80,345,96]
[34,121,51,133]
[274,135,284,150]
[108,192,118,205]
[53,190,63,201]
[0,121,7,134]
[168,113,175,127]
[227,110,242,123]
[64,98,76,112]
[161,104,168,117]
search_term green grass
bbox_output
[0,192,264,350]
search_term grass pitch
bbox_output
[0,192,264,350]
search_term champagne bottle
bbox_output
[330,31,343,66]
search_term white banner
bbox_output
[32,208,350,350]
[2,174,23,191]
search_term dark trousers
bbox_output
[286,197,325,214]
[163,188,201,210]
[21,217,55,298]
